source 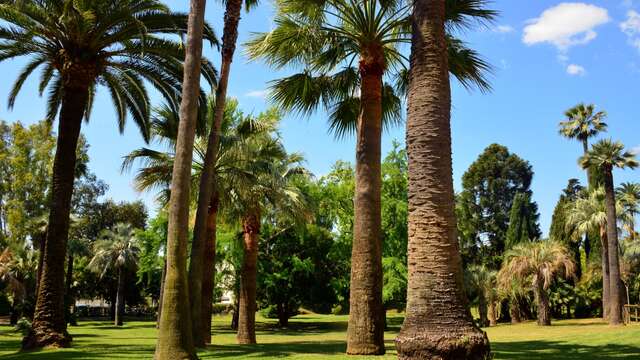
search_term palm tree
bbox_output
[246,0,494,353]
[226,135,309,344]
[87,224,140,326]
[123,98,278,343]
[565,188,614,319]
[0,0,217,349]
[395,0,490,358]
[559,103,608,158]
[465,265,498,327]
[498,240,575,326]
[155,0,214,356]
[617,182,640,242]
[580,139,638,325]
[188,0,259,346]
[0,248,37,325]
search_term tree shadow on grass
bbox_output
[492,340,640,360]
[0,343,157,360]
[199,341,347,359]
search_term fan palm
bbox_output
[0,248,37,324]
[0,0,217,349]
[617,182,640,242]
[498,240,575,326]
[465,265,498,327]
[189,0,259,345]
[87,224,140,327]
[580,139,638,325]
[559,103,608,157]
[395,1,490,358]
[565,187,615,320]
[123,98,280,342]
[226,140,309,344]
[246,0,494,353]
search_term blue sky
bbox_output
[0,1,639,235]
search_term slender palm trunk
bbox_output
[488,301,497,327]
[157,257,167,329]
[478,295,488,327]
[346,47,385,356]
[237,210,260,344]
[534,278,551,326]
[155,0,207,358]
[115,267,125,326]
[23,85,89,350]
[188,0,241,346]
[65,254,75,325]
[603,167,623,325]
[600,226,610,320]
[201,193,219,344]
[395,1,490,358]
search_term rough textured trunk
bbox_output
[395,1,490,358]
[188,0,241,347]
[488,302,497,327]
[115,267,125,326]
[600,226,610,320]
[201,194,219,344]
[36,233,45,297]
[231,298,239,331]
[478,296,488,327]
[346,47,385,356]
[23,85,89,350]
[157,258,167,329]
[603,167,623,325]
[155,0,206,358]
[65,254,75,325]
[237,211,259,344]
[534,279,551,326]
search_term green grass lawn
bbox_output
[1,314,639,359]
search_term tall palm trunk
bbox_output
[115,267,125,326]
[201,193,219,344]
[188,0,242,346]
[157,257,167,329]
[603,167,623,325]
[35,233,45,297]
[237,210,260,344]
[346,46,385,356]
[488,301,497,327]
[155,0,207,358]
[23,85,89,350]
[534,277,551,326]
[478,295,488,327]
[65,254,75,325]
[395,1,490,358]
[600,225,610,320]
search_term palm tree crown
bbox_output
[88,224,140,277]
[246,0,495,137]
[559,103,607,147]
[579,139,639,172]
[0,0,218,137]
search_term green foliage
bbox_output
[457,144,536,268]
[505,192,541,250]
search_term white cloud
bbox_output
[494,25,515,33]
[566,64,586,75]
[245,89,268,99]
[523,3,610,50]
[631,145,640,155]
[621,10,640,51]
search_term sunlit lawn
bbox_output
[1,313,639,359]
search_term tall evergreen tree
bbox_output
[505,192,541,250]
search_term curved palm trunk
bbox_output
[115,267,125,326]
[200,193,219,344]
[600,225,610,320]
[534,278,551,326]
[188,0,242,347]
[346,49,385,356]
[395,1,490,358]
[237,210,260,344]
[23,86,89,350]
[603,167,623,325]
[155,0,207,358]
